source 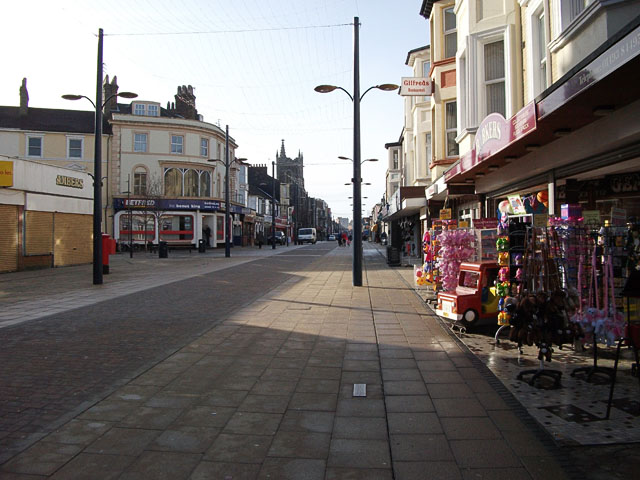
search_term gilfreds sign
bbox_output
[56,175,84,189]
[400,77,432,96]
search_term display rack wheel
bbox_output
[461,309,479,328]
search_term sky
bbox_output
[1,0,428,220]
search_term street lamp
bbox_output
[207,125,233,258]
[62,28,137,285]
[315,17,398,286]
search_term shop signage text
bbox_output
[538,24,640,119]
[56,175,84,189]
[0,161,13,187]
[445,103,536,182]
[400,77,432,96]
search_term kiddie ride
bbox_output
[436,262,500,333]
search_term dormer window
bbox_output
[133,102,160,117]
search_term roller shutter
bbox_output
[25,211,53,255]
[0,205,19,273]
[53,213,92,267]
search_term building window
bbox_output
[134,133,147,153]
[422,60,431,78]
[445,101,458,157]
[27,136,43,157]
[484,40,505,117]
[444,7,457,58]
[171,135,183,154]
[393,151,399,170]
[533,8,547,96]
[200,138,209,157]
[184,169,198,197]
[425,133,432,165]
[67,137,83,158]
[164,168,182,197]
[148,104,159,116]
[200,171,211,197]
[134,104,145,116]
[133,167,147,195]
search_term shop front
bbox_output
[113,198,249,249]
[0,159,93,272]
[385,186,427,259]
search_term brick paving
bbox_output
[0,243,580,479]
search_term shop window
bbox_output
[159,214,194,241]
[216,215,225,241]
[164,167,182,197]
[119,213,155,243]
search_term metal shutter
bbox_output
[0,205,19,272]
[25,211,53,255]
[53,213,92,267]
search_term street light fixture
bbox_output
[207,125,233,258]
[62,28,137,285]
[315,22,398,287]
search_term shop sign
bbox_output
[439,208,452,220]
[472,218,498,229]
[583,210,601,226]
[400,77,432,96]
[610,207,626,226]
[459,220,470,228]
[538,24,640,119]
[445,103,536,182]
[0,161,13,186]
[55,174,84,189]
[114,198,221,211]
[533,214,548,228]
[508,195,527,215]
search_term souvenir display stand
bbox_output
[606,269,640,419]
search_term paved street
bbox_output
[0,242,590,479]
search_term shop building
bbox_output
[0,80,97,272]
[108,82,245,249]
[0,158,93,272]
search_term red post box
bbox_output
[102,234,114,274]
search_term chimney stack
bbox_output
[19,78,29,117]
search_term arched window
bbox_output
[200,171,211,197]
[133,166,147,195]
[184,169,198,197]
[164,168,182,197]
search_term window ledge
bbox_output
[549,0,603,53]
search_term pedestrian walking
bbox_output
[257,231,264,249]
[337,234,342,247]
[341,232,348,247]
[203,225,212,247]
[347,233,352,247]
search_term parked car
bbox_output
[328,234,336,241]
[268,231,286,245]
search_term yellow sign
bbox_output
[459,220,469,228]
[56,175,84,189]
[0,161,13,187]
[439,208,452,220]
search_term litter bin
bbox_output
[387,246,400,266]
[159,241,168,258]
[198,239,206,253]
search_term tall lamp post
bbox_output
[208,125,233,257]
[62,28,137,285]
[315,17,397,286]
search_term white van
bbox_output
[298,227,317,244]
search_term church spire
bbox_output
[280,139,286,159]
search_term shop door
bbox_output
[0,205,19,272]
[53,213,92,267]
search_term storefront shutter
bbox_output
[0,205,19,273]
[25,211,53,255]
[53,213,92,267]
